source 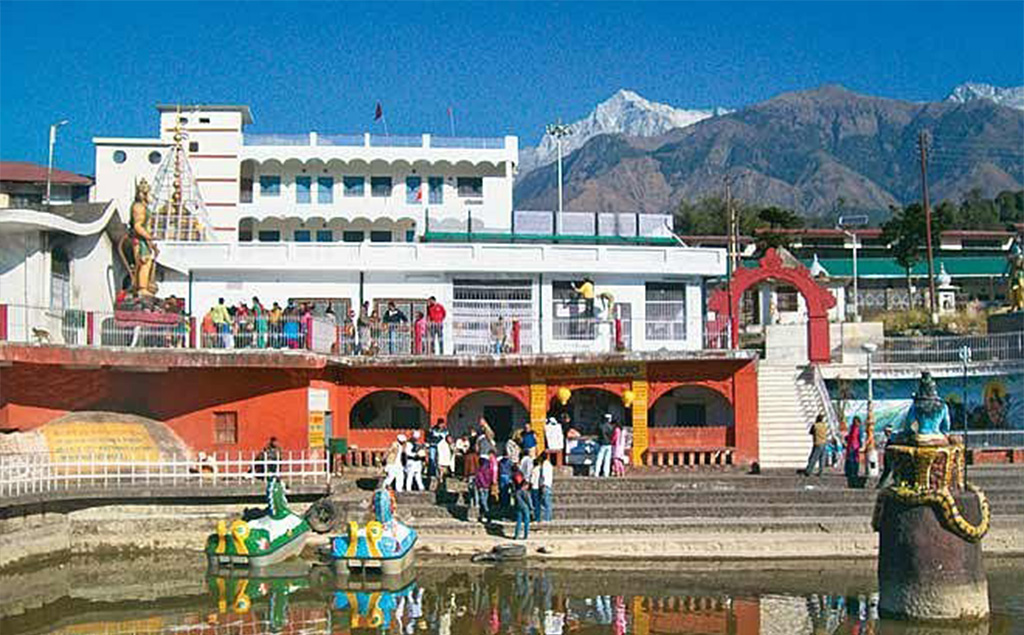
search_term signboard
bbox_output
[631,379,649,465]
[530,362,645,382]
[530,382,548,452]
[308,388,330,412]
[308,411,326,448]
[41,422,160,461]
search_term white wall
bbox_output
[0,231,118,312]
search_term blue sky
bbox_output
[2,1,1022,175]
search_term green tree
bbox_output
[673,196,764,236]
[881,203,946,308]
[756,206,804,249]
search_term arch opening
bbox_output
[553,387,627,436]
[349,390,426,430]
[648,385,734,428]
[447,390,528,443]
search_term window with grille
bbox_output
[343,176,364,197]
[295,176,311,204]
[645,282,686,341]
[428,176,444,204]
[317,177,333,204]
[452,279,534,353]
[552,280,593,341]
[777,285,799,312]
[457,177,483,197]
[50,246,70,311]
[371,176,392,197]
[214,411,238,444]
[259,175,280,197]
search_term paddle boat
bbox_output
[205,477,333,570]
[328,489,417,576]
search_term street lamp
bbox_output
[959,344,972,479]
[45,119,69,206]
[838,214,869,323]
[545,120,572,217]
[862,341,879,477]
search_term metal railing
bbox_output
[242,133,309,146]
[0,450,329,499]
[368,134,423,148]
[430,136,506,149]
[317,133,364,146]
[964,430,1024,449]
[875,331,1024,365]
[811,363,841,438]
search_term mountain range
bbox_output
[514,82,1024,218]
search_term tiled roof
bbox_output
[0,161,92,185]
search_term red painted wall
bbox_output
[1,353,760,463]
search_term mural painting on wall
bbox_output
[830,374,1022,432]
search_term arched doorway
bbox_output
[447,390,529,443]
[349,390,427,430]
[648,385,734,428]
[553,388,628,435]
[708,248,836,362]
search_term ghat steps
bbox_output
[757,364,828,469]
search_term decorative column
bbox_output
[631,378,649,465]
[530,381,547,453]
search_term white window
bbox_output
[646,282,686,341]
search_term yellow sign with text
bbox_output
[530,382,548,452]
[631,379,649,465]
[308,411,326,448]
[41,422,159,461]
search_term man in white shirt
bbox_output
[538,451,554,522]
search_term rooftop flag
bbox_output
[374,102,383,121]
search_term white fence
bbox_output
[0,450,329,499]
[876,331,1024,365]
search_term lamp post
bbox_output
[838,214,869,323]
[960,344,972,480]
[545,121,572,218]
[45,119,69,207]
[863,341,879,477]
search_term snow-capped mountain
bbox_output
[946,82,1024,111]
[518,89,727,174]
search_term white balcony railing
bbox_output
[875,331,1024,365]
[242,133,508,150]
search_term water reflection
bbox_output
[1,559,1018,635]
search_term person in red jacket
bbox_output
[426,295,446,354]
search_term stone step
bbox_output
[397,500,1024,521]
[406,514,1024,536]
[394,487,1024,506]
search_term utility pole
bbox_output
[918,130,938,324]
[45,120,69,207]
[725,175,736,349]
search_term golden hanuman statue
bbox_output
[127,178,159,297]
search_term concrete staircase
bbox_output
[757,363,826,469]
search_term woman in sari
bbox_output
[844,416,863,488]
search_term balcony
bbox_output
[0,304,730,359]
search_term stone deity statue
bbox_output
[129,178,159,297]
[900,371,951,440]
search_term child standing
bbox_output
[513,478,533,540]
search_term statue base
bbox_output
[875,440,991,621]
[877,489,989,621]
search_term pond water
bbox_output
[1,555,1022,635]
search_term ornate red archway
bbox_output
[707,248,836,362]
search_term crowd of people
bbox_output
[378,408,633,540]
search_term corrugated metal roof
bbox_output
[798,256,1007,278]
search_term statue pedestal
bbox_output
[874,441,990,621]
[878,489,989,620]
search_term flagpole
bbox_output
[448,107,455,137]
[382,113,389,137]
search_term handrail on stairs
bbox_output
[810,363,841,438]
